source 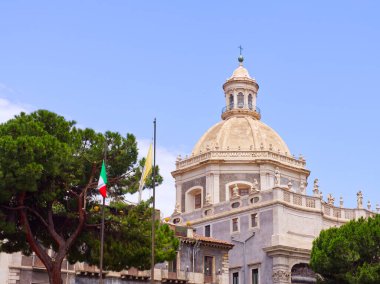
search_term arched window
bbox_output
[225,181,257,201]
[248,94,253,110]
[185,187,203,212]
[229,94,234,109]
[229,183,251,198]
[291,263,316,283]
[237,93,244,108]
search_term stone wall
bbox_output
[219,173,260,201]
[181,176,206,212]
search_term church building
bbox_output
[169,55,377,284]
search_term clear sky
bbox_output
[1,1,379,216]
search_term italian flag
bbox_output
[98,160,108,198]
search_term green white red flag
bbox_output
[98,160,107,198]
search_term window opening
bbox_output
[233,272,239,284]
[237,93,244,108]
[251,214,258,227]
[194,193,201,209]
[229,94,234,109]
[205,225,211,237]
[248,94,253,109]
[232,218,239,232]
[252,268,259,284]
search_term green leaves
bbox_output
[0,109,177,274]
[310,215,380,283]
[68,201,179,271]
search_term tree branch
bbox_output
[1,205,49,229]
[65,163,97,249]
[17,192,52,271]
[47,202,64,246]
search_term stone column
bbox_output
[272,256,290,284]
[272,269,291,284]
[213,173,220,204]
[175,181,182,211]
[206,173,213,204]
[244,90,248,108]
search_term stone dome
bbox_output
[230,65,252,79]
[192,115,291,155]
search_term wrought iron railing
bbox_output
[221,103,261,115]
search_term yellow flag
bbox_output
[141,143,153,187]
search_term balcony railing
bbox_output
[221,103,261,115]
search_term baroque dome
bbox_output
[192,115,291,155]
[230,65,252,79]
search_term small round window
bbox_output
[204,209,212,216]
[173,218,181,224]
[250,197,260,204]
[231,202,240,208]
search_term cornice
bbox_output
[172,151,309,177]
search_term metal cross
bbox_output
[238,45,243,55]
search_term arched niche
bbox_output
[225,181,253,201]
[291,263,316,284]
[185,186,203,212]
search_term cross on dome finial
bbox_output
[238,45,244,65]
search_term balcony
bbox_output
[221,103,261,120]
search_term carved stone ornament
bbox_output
[173,203,181,215]
[287,180,293,190]
[250,179,260,194]
[205,193,212,205]
[313,178,319,196]
[357,190,363,209]
[232,184,240,198]
[272,270,290,282]
[327,193,335,205]
[300,181,306,193]
[274,167,280,186]
[214,142,219,150]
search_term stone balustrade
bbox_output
[176,150,306,170]
[180,187,375,225]
[278,188,374,221]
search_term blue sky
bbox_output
[0,1,379,216]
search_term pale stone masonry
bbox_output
[0,225,233,284]
[169,56,377,284]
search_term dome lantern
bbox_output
[222,56,260,120]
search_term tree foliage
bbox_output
[310,214,380,284]
[0,110,178,283]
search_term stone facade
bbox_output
[169,57,378,284]
[0,226,233,284]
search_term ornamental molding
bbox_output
[175,150,306,171]
[272,270,290,283]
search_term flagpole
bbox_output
[99,143,107,284]
[138,167,144,203]
[99,195,105,283]
[150,118,156,284]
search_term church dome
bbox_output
[192,115,291,155]
[231,65,251,79]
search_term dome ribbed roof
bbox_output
[192,116,291,155]
[231,65,251,79]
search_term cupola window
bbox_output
[229,94,234,109]
[237,93,244,108]
[248,94,253,110]
[194,193,202,209]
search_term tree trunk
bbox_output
[48,262,64,284]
